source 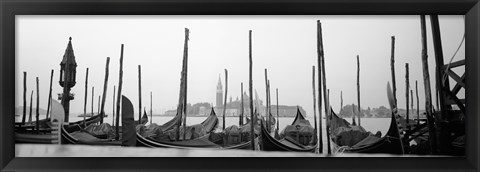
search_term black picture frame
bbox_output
[1,0,478,171]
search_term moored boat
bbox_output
[329,83,404,154]
[61,95,137,146]
[259,108,317,152]
[136,108,220,149]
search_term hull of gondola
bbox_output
[60,114,108,145]
[329,109,404,154]
[136,108,220,149]
[137,131,256,150]
[60,96,135,146]
[15,132,55,144]
[61,124,122,145]
[136,133,221,149]
[260,122,316,152]
[15,114,102,144]
[222,138,259,150]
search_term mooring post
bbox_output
[406,63,410,131]
[357,55,361,126]
[29,90,33,123]
[115,44,124,140]
[352,103,356,125]
[416,81,420,126]
[112,85,115,126]
[100,58,110,124]
[276,88,279,132]
[36,77,40,131]
[391,36,398,107]
[326,89,332,154]
[92,87,94,117]
[97,96,101,116]
[316,20,324,154]
[22,72,27,125]
[268,80,272,132]
[223,69,228,130]
[340,91,343,112]
[411,90,414,128]
[312,66,318,153]
[182,28,190,140]
[249,30,255,150]
[138,65,142,123]
[420,15,437,154]
[83,68,89,123]
[150,91,153,125]
[264,68,269,132]
[46,70,54,119]
[240,83,244,126]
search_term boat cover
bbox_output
[84,123,115,139]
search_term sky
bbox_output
[15,15,465,118]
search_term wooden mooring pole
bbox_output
[351,103,356,125]
[113,85,115,126]
[340,91,343,112]
[175,29,188,141]
[138,65,142,123]
[46,70,54,119]
[416,81,420,126]
[240,83,244,126]
[264,69,269,132]
[150,91,153,125]
[35,77,40,131]
[182,28,190,140]
[319,21,332,154]
[406,63,410,130]
[100,57,110,124]
[249,30,255,150]
[98,96,101,116]
[420,15,437,154]
[268,80,271,132]
[391,36,398,107]
[91,87,94,117]
[115,44,124,140]
[326,89,332,153]
[83,68,89,123]
[357,55,361,126]
[411,90,414,127]
[316,20,324,154]
[312,66,318,153]
[29,90,33,123]
[276,88,279,132]
[223,69,228,130]
[22,72,27,125]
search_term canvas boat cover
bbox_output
[84,123,115,139]
[280,110,315,146]
[332,125,380,147]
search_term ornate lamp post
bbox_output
[58,37,77,122]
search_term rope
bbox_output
[442,16,465,85]
[335,146,349,154]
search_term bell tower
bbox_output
[59,37,77,122]
[216,75,223,107]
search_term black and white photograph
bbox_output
[14,15,465,157]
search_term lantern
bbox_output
[59,37,77,88]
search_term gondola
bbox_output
[15,99,101,144]
[136,108,221,149]
[61,95,137,146]
[259,108,317,152]
[213,119,260,150]
[329,83,404,154]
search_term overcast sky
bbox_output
[15,15,465,118]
